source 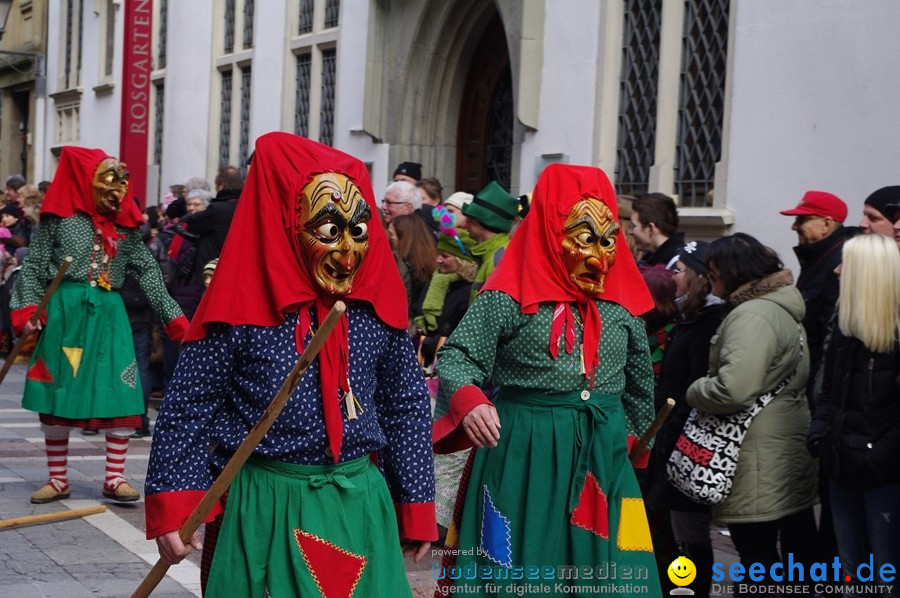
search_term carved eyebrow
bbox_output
[601,221,620,240]
[308,203,347,227]
[566,215,602,237]
[348,199,371,225]
[566,215,619,240]
[97,166,130,182]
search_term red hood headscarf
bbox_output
[186,132,408,462]
[42,146,144,255]
[482,163,653,387]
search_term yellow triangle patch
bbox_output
[62,347,83,378]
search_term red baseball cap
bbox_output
[780,190,847,223]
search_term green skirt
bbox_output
[22,282,143,419]
[206,456,412,598]
[447,389,662,597]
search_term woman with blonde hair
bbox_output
[808,233,900,593]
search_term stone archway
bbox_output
[387,0,520,193]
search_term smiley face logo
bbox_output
[667,556,697,587]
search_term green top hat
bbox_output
[462,181,518,233]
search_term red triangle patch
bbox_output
[26,357,55,384]
[570,471,609,538]
[294,529,367,598]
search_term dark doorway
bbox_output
[12,89,30,176]
[456,14,513,194]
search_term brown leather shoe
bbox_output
[102,480,140,502]
[31,480,71,504]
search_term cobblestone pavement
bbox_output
[0,362,738,597]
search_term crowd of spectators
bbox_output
[5,154,899,596]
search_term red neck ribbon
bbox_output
[482,163,653,387]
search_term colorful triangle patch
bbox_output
[570,471,609,538]
[62,347,83,378]
[26,357,54,384]
[445,520,459,549]
[293,529,367,598]
[120,361,137,390]
[480,485,513,568]
[617,497,654,552]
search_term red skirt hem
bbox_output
[38,414,142,429]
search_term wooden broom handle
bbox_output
[0,505,106,530]
[629,398,676,464]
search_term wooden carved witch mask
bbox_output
[297,172,372,295]
[91,158,130,215]
[560,198,619,295]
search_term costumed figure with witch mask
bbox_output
[433,163,661,597]
[145,132,436,597]
[10,146,189,504]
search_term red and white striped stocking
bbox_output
[104,433,130,490]
[45,436,69,490]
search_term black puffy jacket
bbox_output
[808,329,900,488]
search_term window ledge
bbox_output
[93,80,115,96]
[49,87,83,102]
[678,206,734,228]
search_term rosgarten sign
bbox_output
[119,0,152,208]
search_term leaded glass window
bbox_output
[158,0,168,69]
[319,48,336,146]
[153,83,165,165]
[325,0,340,28]
[294,54,311,137]
[486,71,513,191]
[63,0,84,89]
[76,0,83,77]
[224,0,236,54]
[615,0,662,196]
[219,71,233,167]
[239,68,252,175]
[675,0,730,207]
[298,0,314,34]
[104,0,115,78]
[243,0,255,49]
[65,0,74,88]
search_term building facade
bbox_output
[0,0,49,183]
[16,0,900,269]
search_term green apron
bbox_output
[23,281,143,419]
[206,456,413,597]
[447,388,662,597]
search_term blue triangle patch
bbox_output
[480,485,513,568]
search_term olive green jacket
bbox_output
[687,270,818,524]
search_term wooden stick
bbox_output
[132,301,347,598]
[629,398,676,464]
[0,505,107,530]
[0,256,74,385]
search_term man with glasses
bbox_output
[381,180,420,224]
[184,189,211,214]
